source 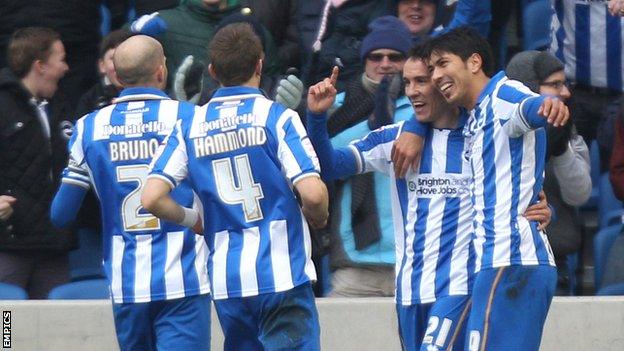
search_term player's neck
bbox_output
[431,105,461,130]
[239,74,261,90]
[465,73,490,110]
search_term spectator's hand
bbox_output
[523,191,551,231]
[391,132,424,178]
[538,97,569,127]
[0,195,16,221]
[307,66,339,114]
[546,122,572,158]
[130,12,167,37]
[275,74,304,110]
[608,0,624,16]
[174,55,203,104]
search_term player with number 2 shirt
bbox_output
[50,35,211,350]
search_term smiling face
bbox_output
[397,0,437,36]
[429,50,475,108]
[403,57,447,123]
[38,40,69,98]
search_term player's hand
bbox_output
[191,216,203,235]
[523,191,551,231]
[391,132,424,178]
[0,195,16,221]
[307,66,339,114]
[303,207,328,230]
[608,0,624,16]
[538,97,569,127]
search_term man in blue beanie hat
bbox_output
[321,15,413,299]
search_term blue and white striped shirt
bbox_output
[550,0,624,92]
[149,86,319,300]
[62,87,210,303]
[463,72,556,272]
[308,112,474,305]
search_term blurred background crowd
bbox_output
[0,0,623,300]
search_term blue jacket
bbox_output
[329,92,414,266]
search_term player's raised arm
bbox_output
[505,93,570,137]
[306,67,362,180]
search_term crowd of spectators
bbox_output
[0,0,623,300]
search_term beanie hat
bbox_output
[360,16,412,60]
[506,50,564,93]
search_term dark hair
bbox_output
[208,23,263,86]
[426,26,494,77]
[99,29,133,59]
[7,27,60,78]
[408,42,430,62]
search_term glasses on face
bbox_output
[540,80,570,90]
[367,52,406,63]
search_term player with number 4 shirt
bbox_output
[142,23,329,351]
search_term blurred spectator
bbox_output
[169,12,286,105]
[75,29,132,117]
[302,0,490,91]
[0,1,128,109]
[551,0,624,170]
[149,0,282,91]
[507,50,592,294]
[325,16,412,297]
[300,0,394,89]
[0,28,76,299]
[134,0,180,16]
[240,0,301,69]
[397,0,490,40]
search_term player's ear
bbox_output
[468,53,483,74]
[255,58,263,77]
[155,63,167,89]
[208,63,218,81]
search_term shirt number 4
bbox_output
[213,154,265,223]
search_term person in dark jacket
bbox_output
[134,0,180,16]
[240,0,301,69]
[0,27,76,299]
[75,29,133,118]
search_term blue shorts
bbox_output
[112,294,211,351]
[397,295,471,351]
[213,282,320,351]
[466,265,557,351]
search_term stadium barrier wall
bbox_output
[2,297,624,350]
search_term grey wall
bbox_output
[3,297,624,350]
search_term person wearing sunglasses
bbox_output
[319,15,413,298]
[507,50,592,296]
